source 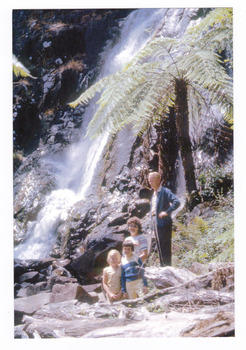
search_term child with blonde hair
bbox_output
[102,249,122,302]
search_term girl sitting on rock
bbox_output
[102,249,122,303]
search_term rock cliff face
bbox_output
[13,9,132,156]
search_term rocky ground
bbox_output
[14,260,234,338]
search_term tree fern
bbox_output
[70,9,232,135]
[69,8,233,197]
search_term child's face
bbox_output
[128,223,139,237]
[108,254,119,267]
[123,246,133,257]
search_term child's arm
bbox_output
[139,249,148,263]
[102,269,113,298]
[139,236,148,262]
[138,257,148,290]
[121,265,128,298]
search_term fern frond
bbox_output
[122,37,177,70]
[85,61,163,137]
[13,55,37,79]
[86,67,174,138]
[195,24,232,53]
[182,49,232,99]
[224,107,233,128]
[68,73,117,108]
[133,82,175,134]
[187,8,232,37]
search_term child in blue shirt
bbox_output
[121,240,148,299]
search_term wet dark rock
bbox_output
[17,281,50,298]
[108,213,129,227]
[19,271,41,284]
[13,81,41,154]
[66,234,123,283]
[126,199,151,218]
[14,259,54,279]
[139,187,153,200]
[13,9,133,156]
[49,275,77,286]
[14,325,29,338]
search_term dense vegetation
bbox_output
[173,194,234,268]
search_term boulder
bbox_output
[14,292,51,324]
[16,281,49,297]
[49,282,99,304]
[128,199,151,218]
[49,275,78,286]
[50,283,84,303]
[145,266,197,289]
[82,283,102,293]
[66,237,122,282]
[18,271,43,284]
[14,325,29,339]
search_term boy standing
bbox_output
[121,241,148,299]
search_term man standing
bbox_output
[148,172,180,266]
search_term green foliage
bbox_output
[198,165,233,201]
[173,192,234,268]
[187,8,232,39]
[69,8,233,137]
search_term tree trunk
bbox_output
[157,109,179,192]
[174,78,200,209]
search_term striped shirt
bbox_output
[121,255,147,293]
[124,235,148,258]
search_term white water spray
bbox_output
[14,9,170,259]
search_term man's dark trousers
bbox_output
[157,216,172,266]
[153,186,180,266]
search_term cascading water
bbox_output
[172,151,186,218]
[14,8,177,260]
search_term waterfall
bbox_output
[172,152,186,218]
[14,8,174,260]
